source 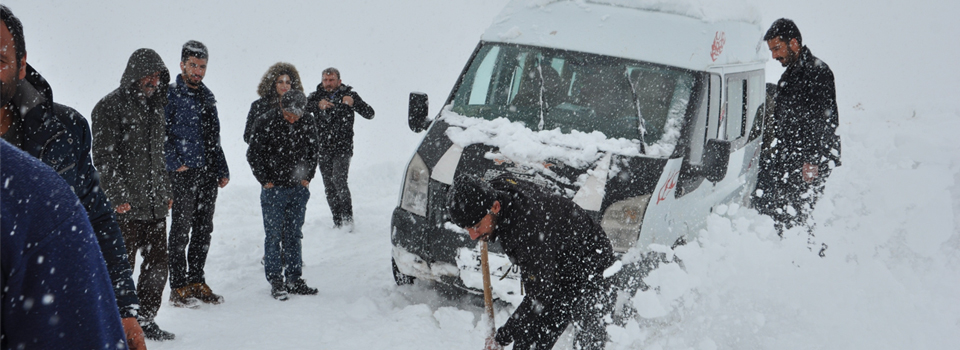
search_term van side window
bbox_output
[725,77,746,139]
[706,74,722,142]
[723,70,764,141]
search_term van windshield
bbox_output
[450,43,700,149]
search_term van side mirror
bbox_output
[408,92,430,133]
[703,139,731,182]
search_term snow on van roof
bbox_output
[585,0,761,24]
[483,0,766,71]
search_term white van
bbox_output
[392,0,767,303]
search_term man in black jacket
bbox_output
[0,6,145,349]
[306,67,374,230]
[447,174,620,350]
[755,18,841,241]
[92,48,175,340]
[247,90,321,300]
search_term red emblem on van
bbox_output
[710,31,726,62]
[656,170,680,204]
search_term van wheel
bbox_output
[392,258,415,286]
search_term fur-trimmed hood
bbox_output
[257,62,304,99]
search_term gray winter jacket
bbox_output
[92,48,172,221]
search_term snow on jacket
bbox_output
[1,140,128,350]
[246,107,320,187]
[164,74,230,179]
[244,97,276,144]
[305,84,374,156]
[92,48,172,221]
[7,64,139,319]
[487,176,617,335]
[764,46,841,173]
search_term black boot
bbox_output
[286,278,318,295]
[140,319,175,341]
[270,281,288,301]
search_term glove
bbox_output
[495,326,514,346]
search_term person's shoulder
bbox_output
[199,82,217,100]
[800,47,835,75]
[93,88,126,113]
[1,141,81,226]
[340,84,359,95]
[51,102,91,133]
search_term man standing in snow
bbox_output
[447,174,619,350]
[93,48,176,341]
[755,18,841,242]
[247,90,321,300]
[0,6,147,349]
[164,40,230,307]
[305,67,374,231]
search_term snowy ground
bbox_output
[5,0,960,349]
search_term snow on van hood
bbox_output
[441,107,644,170]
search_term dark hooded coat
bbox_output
[92,48,172,221]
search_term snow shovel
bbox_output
[481,240,503,350]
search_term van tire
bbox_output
[392,258,415,286]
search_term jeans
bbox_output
[318,154,352,226]
[168,168,219,289]
[119,218,168,321]
[261,185,310,284]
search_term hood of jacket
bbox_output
[119,48,170,106]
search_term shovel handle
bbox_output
[480,241,502,350]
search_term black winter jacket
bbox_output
[765,46,841,174]
[246,108,321,188]
[5,64,139,318]
[489,176,617,337]
[92,48,172,221]
[305,84,374,157]
[244,97,278,144]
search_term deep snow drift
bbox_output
[4,0,959,349]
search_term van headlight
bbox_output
[600,194,651,252]
[400,153,430,217]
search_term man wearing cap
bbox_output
[164,40,230,306]
[755,18,841,244]
[447,174,620,350]
[92,48,175,340]
[247,89,321,300]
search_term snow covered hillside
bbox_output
[5,0,959,349]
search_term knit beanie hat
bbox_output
[282,89,307,116]
[447,174,498,228]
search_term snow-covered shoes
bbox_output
[286,279,318,295]
[270,279,317,300]
[193,282,225,304]
[170,283,224,307]
[169,285,201,308]
[140,320,175,341]
[271,282,289,301]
